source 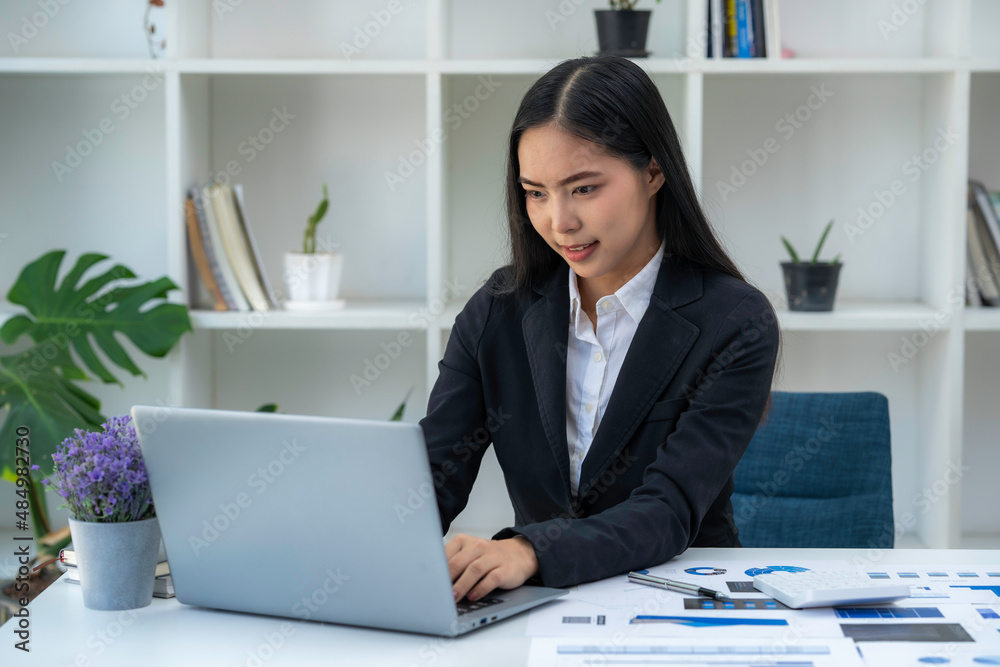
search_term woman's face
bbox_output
[517,123,664,293]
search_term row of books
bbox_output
[966,179,1000,308]
[185,183,277,312]
[706,0,780,59]
[59,548,175,599]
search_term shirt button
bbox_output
[585,402,594,413]
[593,351,603,362]
[601,301,612,310]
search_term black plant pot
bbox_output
[594,10,652,57]
[781,262,842,311]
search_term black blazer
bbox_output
[418,250,780,589]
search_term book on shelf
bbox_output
[233,183,278,310]
[736,0,752,57]
[208,183,273,312]
[966,179,1000,308]
[708,0,777,59]
[186,182,277,312]
[967,206,999,307]
[59,548,175,599]
[184,195,228,311]
[192,184,251,312]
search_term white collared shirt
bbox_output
[566,240,666,498]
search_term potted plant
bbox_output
[595,0,662,57]
[283,183,345,310]
[780,219,843,312]
[0,250,190,608]
[40,415,161,610]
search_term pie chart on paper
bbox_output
[744,565,811,577]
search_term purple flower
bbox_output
[40,414,156,523]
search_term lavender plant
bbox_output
[41,415,155,523]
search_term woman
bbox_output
[418,54,783,603]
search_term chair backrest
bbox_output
[731,391,893,548]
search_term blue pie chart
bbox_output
[745,565,810,577]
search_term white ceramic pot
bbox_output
[282,251,344,303]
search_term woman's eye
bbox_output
[525,186,595,199]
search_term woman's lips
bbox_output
[563,241,598,261]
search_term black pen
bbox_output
[627,571,731,601]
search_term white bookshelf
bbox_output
[1,0,998,550]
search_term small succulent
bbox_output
[608,0,661,9]
[302,183,329,254]
[781,219,841,265]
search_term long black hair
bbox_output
[487,53,781,422]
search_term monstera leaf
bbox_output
[0,250,192,477]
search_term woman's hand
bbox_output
[445,533,539,602]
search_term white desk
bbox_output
[5,548,999,666]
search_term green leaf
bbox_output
[307,183,329,228]
[390,386,415,421]
[811,219,834,264]
[0,344,105,478]
[780,236,800,263]
[256,403,279,413]
[0,250,192,478]
[1,250,192,386]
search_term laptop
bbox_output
[129,405,567,636]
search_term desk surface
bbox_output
[5,548,1000,666]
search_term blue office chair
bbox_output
[730,391,893,548]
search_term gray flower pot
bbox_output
[68,516,161,610]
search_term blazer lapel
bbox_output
[521,264,573,506]
[577,252,703,500]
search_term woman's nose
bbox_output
[550,199,579,235]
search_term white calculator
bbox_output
[752,570,911,609]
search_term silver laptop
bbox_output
[130,405,566,636]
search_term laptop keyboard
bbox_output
[456,595,504,615]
